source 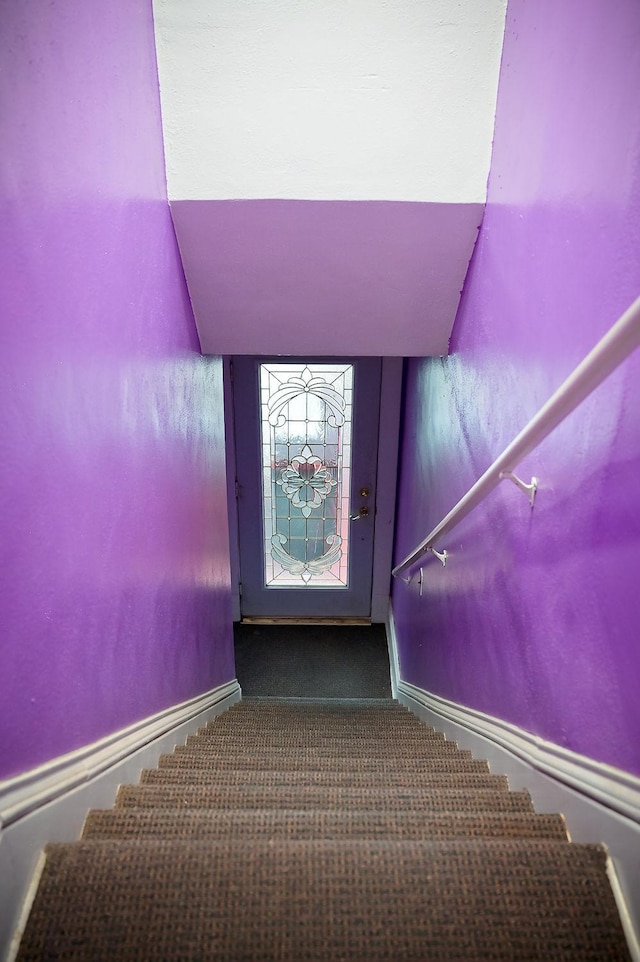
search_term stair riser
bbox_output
[185,739,460,765]
[159,754,489,773]
[186,734,455,756]
[116,786,535,813]
[176,742,471,757]
[220,718,421,727]
[139,769,509,791]
[227,704,412,713]
[206,718,436,730]
[83,809,569,842]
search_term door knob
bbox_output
[350,506,370,521]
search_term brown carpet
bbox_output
[84,809,569,842]
[17,698,631,961]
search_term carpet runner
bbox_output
[16,698,631,960]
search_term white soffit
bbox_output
[152,0,508,203]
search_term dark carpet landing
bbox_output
[233,623,392,698]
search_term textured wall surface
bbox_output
[392,0,640,776]
[0,0,234,781]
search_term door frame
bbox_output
[223,356,403,624]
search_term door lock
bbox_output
[350,505,370,521]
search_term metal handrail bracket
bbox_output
[392,295,640,581]
[499,471,538,507]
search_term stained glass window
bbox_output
[260,363,353,588]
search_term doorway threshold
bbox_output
[240,617,372,626]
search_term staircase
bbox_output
[17,698,631,960]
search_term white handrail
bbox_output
[392,295,640,581]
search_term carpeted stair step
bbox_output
[83,807,569,842]
[213,701,423,715]
[196,713,444,729]
[116,783,535,812]
[139,767,509,791]
[185,734,465,756]
[180,736,470,754]
[203,722,443,737]
[229,697,412,711]
[210,712,430,724]
[205,714,437,730]
[194,702,442,727]
[183,739,458,757]
[226,708,415,720]
[159,750,489,772]
[17,838,630,962]
[186,733,449,752]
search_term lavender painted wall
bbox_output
[392,0,640,775]
[170,199,483,356]
[0,0,234,781]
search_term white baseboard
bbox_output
[397,680,640,823]
[385,615,640,959]
[385,605,400,699]
[0,679,241,962]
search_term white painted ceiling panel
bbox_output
[153,0,507,203]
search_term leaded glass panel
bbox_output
[260,363,353,588]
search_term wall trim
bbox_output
[385,614,640,958]
[385,605,400,699]
[1,679,241,961]
[0,680,241,829]
[223,355,242,623]
[370,358,404,623]
[397,679,640,826]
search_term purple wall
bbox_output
[392,0,640,776]
[0,0,234,781]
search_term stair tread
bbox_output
[185,736,464,756]
[18,839,629,962]
[83,808,569,841]
[160,752,487,771]
[182,737,467,750]
[117,784,535,812]
[206,715,435,726]
[198,715,445,741]
[139,768,508,790]
[187,736,449,751]
[231,698,407,709]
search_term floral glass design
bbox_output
[277,444,337,518]
[260,363,353,588]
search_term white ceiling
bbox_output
[152,0,508,355]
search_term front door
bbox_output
[233,357,381,619]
